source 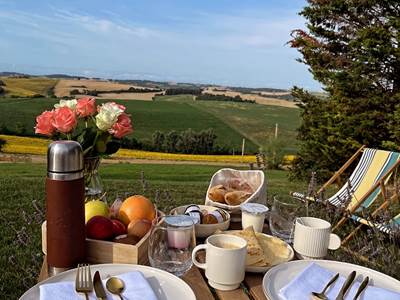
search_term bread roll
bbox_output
[224,191,251,206]
[208,184,228,203]
[226,178,253,193]
[202,210,225,224]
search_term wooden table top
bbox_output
[38,222,270,300]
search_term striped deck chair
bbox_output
[291,146,400,242]
[351,213,400,235]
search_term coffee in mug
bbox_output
[217,242,240,249]
[192,234,247,291]
[293,217,341,259]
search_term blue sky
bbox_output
[0,0,320,90]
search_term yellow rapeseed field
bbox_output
[0,135,257,163]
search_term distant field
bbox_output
[0,95,300,153]
[203,87,297,108]
[0,77,57,97]
[54,79,161,100]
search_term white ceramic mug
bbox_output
[293,217,341,259]
[192,234,247,291]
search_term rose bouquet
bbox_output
[34,97,133,157]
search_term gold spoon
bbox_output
[106,277,125,300]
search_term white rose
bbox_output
[54,99,78,110]
[95,102,124,131]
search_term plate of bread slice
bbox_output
[216,226,294,273]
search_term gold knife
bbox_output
[93,271,107,300]
[335,271,356,300]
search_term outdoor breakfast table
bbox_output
[38,221,270,300]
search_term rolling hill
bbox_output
[0,77,57,97]
[0,95,300,154]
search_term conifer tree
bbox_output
[290,0,400,179]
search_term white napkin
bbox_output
[39,271,158,300]
[279,263,400,300]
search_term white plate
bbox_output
[262,260,400,299]
[220,230,294,273]
[246,233,294,273]
[170,205,230,238]
[20,264,196,300]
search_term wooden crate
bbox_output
[42,221,151,265]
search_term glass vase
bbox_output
[84,156,104,201]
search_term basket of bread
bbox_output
[205,168,266,214]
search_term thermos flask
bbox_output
[46,141,85,276]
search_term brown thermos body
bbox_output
[46,141,85,276]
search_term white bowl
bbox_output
[170,205,230,238]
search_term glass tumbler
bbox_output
[269,196,303,244]
[148,215,196,277]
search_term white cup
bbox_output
[241,203,268,233]
[192,234,247,291]
[293,217,341,259]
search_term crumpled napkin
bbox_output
[279,263,400,300]
[40,270,158,300]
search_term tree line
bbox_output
[197,93,255,104]
[120,128,231,154]
[70,86,162,96]
[164,88,203,95]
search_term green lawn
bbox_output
[0,162,305,299]
[188,101,300,153]
[0,96,300,154]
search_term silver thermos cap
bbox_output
[47,141,84,180]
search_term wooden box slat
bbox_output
[42,220,152,265]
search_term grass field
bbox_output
[0,77,57,97]
[0,162,304,299]
[0,96,300,153]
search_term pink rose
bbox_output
[110,102,126,112]
[35,110,55,136]
[76,97,96,117]
[52,107,77,133]
[110,113,133,138]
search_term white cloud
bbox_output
[53,9,160,38]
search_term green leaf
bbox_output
[105,140,120,155]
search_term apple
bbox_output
[85,200,109,223]
[86,216,114,240]
[111,219,127,236]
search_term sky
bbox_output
[0,0,320,90]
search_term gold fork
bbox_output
[75,263,93,300]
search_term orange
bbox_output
[118,195,156,225]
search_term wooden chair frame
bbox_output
[313,145,400,244]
